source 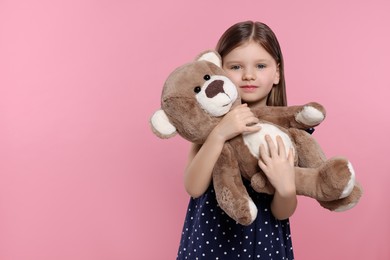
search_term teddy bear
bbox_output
[150,50,362,226]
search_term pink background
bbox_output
[0,0,389,259]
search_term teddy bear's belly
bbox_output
[242,123,294,159]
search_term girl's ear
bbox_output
[196,50,222,68]
[273,64,280,85]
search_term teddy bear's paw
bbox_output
[319,183,363,212]
[295,105,325,127]
[217,187,257,226]
[318,158,356,200]
[250,173,275,194]
[340,161,356,199]
[234,198,258,226]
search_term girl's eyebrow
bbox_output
[224,59,271,64]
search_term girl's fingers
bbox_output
[288,147,295,165]
[265,135,278,158]
[276,135,286,158]
[245,124,261,133]
[259,144,270,164]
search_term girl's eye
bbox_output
[257,64,266,69]
[230,65,241,70]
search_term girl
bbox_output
[177,21,296,260]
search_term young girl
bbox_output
[177,21,296,260]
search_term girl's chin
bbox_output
[241,95,267,105]
[240,93,260,101]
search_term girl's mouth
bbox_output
[240,85,258,92]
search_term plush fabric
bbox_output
[151,51,362,226]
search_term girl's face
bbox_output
[222,41,280,107]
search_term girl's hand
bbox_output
[210,103,261,142]
[258,135,295,196]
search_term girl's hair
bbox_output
[216,21,287,106]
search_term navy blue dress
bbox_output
[177,178,294,260]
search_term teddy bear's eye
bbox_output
[203,74,211,81]
[194,86,201,93]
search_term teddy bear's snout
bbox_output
[205,80,225,98]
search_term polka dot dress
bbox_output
[177,179,294,260]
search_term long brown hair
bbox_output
[216,21,287,106]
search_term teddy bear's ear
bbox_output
[150,109,177,139]
[196,50,222,68]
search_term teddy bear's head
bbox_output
[151,51,241,144]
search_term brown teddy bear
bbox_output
[150,50,362,226]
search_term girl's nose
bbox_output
[242,69,255,81]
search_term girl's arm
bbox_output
[184,104,261,198]
[258,135,297,220]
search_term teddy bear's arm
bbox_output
[252,102,326,130]
[213,144,258,226]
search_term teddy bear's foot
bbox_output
[216,186,258,226]
[318,182,363,212]
[233,198,258,226]
[318,157,356,201]
[295,102,326,127]
[251,173,275,194]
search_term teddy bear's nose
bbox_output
[205,80,225,98]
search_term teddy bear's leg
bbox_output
[288,128,327,168]
[289,129,356,201]
[213,145,258,226]
[318,182,363,212]
[294,161,355,201]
